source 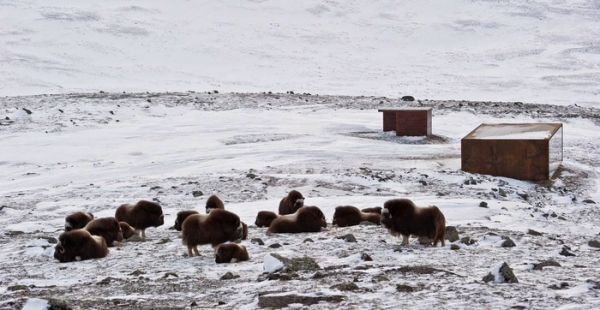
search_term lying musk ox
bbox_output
[174,210,200,231]
[267,206,327,234]
[278,190,305,215]
[181,209,243,257]
[255,211,278,228]
[381,198,446,246]
[115,200,164,238]
[64,211,94,231]
[119,221,137,240]
[84,217,123,247]
[361,207,382,214]
[215,243,249,264]
[54,230,108,262]
[205,195,225,213]
[332,206,381,227]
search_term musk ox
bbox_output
[361,207,382,214]
[215,243,249,264]
[278,190,305,215]
[54,230,108,263]
[174,210,200,231]
[181,209,243,257]
[119,221,137,240]
[115,200,164,239]
[332,206,381,227]
[381,198,446,246]
[84,217,123,247]
[205,195,225,213]
[267,206,327,234]
[255,211,279,228]
[64,211,94,231]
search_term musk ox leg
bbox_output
[75,256,82,261]
[401,235,410,245]
[140,229,146,239]
[187,246,201,257]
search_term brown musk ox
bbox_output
[174,210,200,231]
[332,206,381,227]
[381,198,446,246]
[115,200,164,239]
[215,243,249,264]
[278,190,305,215]
[54,230,108,263]
[119,221,137,240]
[205,195,225,213]
[255,210,279,228]
[361,207,382,214]
[84,217,123,247]
[181,209,243,257]
[267,206,327,234]
[64,211,94,231]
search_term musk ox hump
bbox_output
[205,195,225,214]
[174,210,200,231]
[278,190,305,215]
[84,217,123,246]
[255,210,278,227]
[64,211,94,231]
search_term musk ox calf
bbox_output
[381,198,446,246]
[64,211,94,231]
[174,210,200,231]
[181,209,243,257]
[255,211,279,228]
[361,207,382,214]
[332,206,381,227]
[119,221,137,240]
[215,243,249,264]
[115,200,164,239]
[267,206,327,234]
[54,230,108,263]
[205,195,225,213]
[278,190,305,215]
[84,217,123,247]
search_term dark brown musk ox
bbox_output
[278,190,305,215]
[332,206,381,227]
[174,210,200,231]
[181,209,243,257]
[64,211,94,231]
[119,221,137,240]
[267,206,327,234]
[115,200,164,239]
[205,195,225,213]
[254,211,279,228]
[83,217,123,247]
[215,242,249,264]
[381,198,446,246]
[361,207,382,214]
[54,229,108,263]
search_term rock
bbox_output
[479,201,488,208]
[498,188,507,197]
[482,262,518,284]
[48,298,69,310]
[251,238,265,246]
[559,246,576,257]
[129,269,145,276]
[156,237,171,244]
[163,272,178,278]
[586,279,600,289]
[246,173,257,179]
[582,199,596,204]
[450,244,460,250]
[331,282,359,291]
[516,192,528,200]
[464,177,477,185]
[548,282,569,290]
[22,107,33,114]
[461,236,476,245]
[192,190,203,197]
[303,238,314,243]
[361,253,373,261]
[128,235,145,242]
[527,229,543,236]
[7,285,28,291]
[258,293,344,308]
[97,277,115,285]
[268,243,282,248]
[396,284,415,292]
[313,271,326,279]
[445,226,460,242]
[501,238,516,248]
[588,240,600,248]
[401,96,415,102]
[220,272,237,280]
[40,236,58,244]
[336,234,357,243]
[267,254,319,273]
[533,260,561,271]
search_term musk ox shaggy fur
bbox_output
[119,221,137,240]
[267,206,327,234]
[181,209,243,257]
[205,195,225,213]
[64,211,94,231]
[278,190,305,215]
[361,207,382,214]
[84,217,123,247]
[215,243,249,264]
[381,198,446,246]
[254,211,279,228]
[54,230,108,263]
[115,200,164,238]
[174,210,200,231]
[332,206,381,227]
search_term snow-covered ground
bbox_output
[1,1,600,309]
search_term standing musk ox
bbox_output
[119,221,137,240]
[215,243,249,264]
[115,200,164,239]
[332,206,381,227]
[64,211,94,231]
[361,207,382,214]
[174,210,200,231]
[381,198,446,246]
[267,206,327,234]
[54,230,108,263]
[84,217,123,247]
[278,190,305,215]
[205,195,225,213]
[181,209,243,257]
[255,211,278,228]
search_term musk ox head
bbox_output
[255,211,278,228]
[278,190,305,215]
[54,230,108,263]
[174,210,200,231]
[115,200,164,238]
[205,195,225,214]
[64,211,94,231]
[83,217,123,247]
[215,243,249,264]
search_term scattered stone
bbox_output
[533,260,561,271]
[313,271,326,279]
[401,96,415,101]
[22,107,33,114]
[331,282,359,291]
[548,282,569,290]
[464,177,477,185]
[246,173,257,179]
[48,299,69,310]
[461,237,476,245]
[396,284,415,292]
[336,234,357,243]
[586,279,600,289]
[251,238,265,245]
[258,293,344,308]
[303,238,314,243]
[267,272,295,281]
[450,244,460,250]
[361,253,373,261]
[7,285,28,291]
[97,277,115,285]
[501,238,516,248]
[482,262,518,284]
[527,229,543,236]
[583,199,596,204]
[192,190,203,197]
[128,235,145,242]
[269,243,282,248]
[371,274,389,282]
[559,246,576,257]
[129,270,145,276]
[156,237,171,244]
[498,188,507,197]
[479,201,488,208]
[446,226,460,242]
[588,240,600,248]
[163,272,178,278]
[220,272,237,280]
[6,230,24,236]
[218,301,226,306]
[39,236,58,244]
[516,192,528,200]
[269,254,320,272]
[393,245,403,252]
[419,180,427,186]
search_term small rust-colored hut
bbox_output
[377,108,432,136]
[461,123,563,181]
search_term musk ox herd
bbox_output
[54,191,447,265]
